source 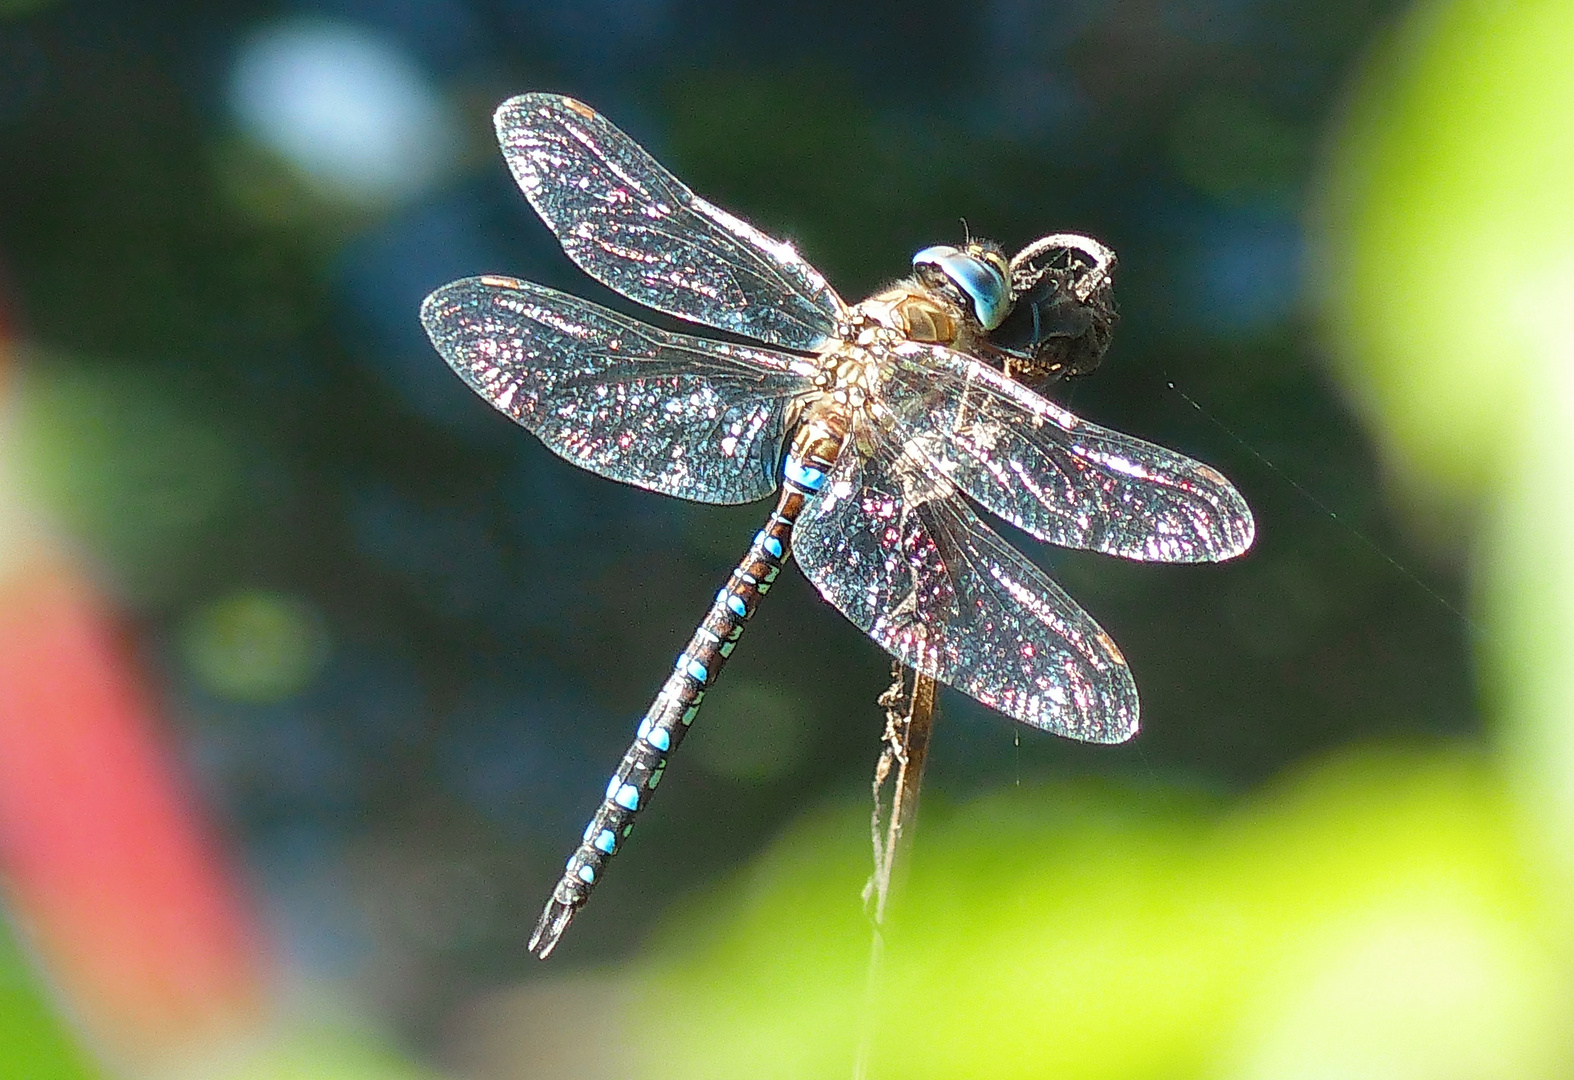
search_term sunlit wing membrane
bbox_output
[421,276,819,504]
[875,343,1255,562]
[792,418,1139,742]
[494,94,846,352]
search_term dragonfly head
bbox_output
[911,241,1013,332]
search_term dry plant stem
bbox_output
[854,656,937,1080]
[866,661,937,923]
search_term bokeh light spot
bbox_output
[229,18,460,204]
[1227,903,1565,1080]
[181,590,330,704]
[11,355,243,601]
[1317,0,1574,513]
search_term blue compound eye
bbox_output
[912,245,1012,330]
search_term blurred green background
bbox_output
[1,0,1572,1077]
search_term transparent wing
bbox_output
[874,342,1254,562]
[793,419,1138,742]
[495,93,846,352]
[422,276,818,504]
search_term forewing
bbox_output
[495,93,846,351]
[421,276,818,504]
[793,421,1138,742]
[876,343,1254,561]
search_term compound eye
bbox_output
[911,244,961,270]
[911,246,1012,330]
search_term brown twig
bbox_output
[854,653,938,1079]
[864,660,937,924]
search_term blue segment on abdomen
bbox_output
[784,459,826,490]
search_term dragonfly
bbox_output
[421,93,1255,958]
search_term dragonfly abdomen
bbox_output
[528,474,818,958]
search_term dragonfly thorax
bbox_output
[856,287,962,348]
[808,338,879,412]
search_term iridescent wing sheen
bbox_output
[494,93,846,352]
[874,342,1255,562]
[421,275,819,504]
[792,417,1139,742]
